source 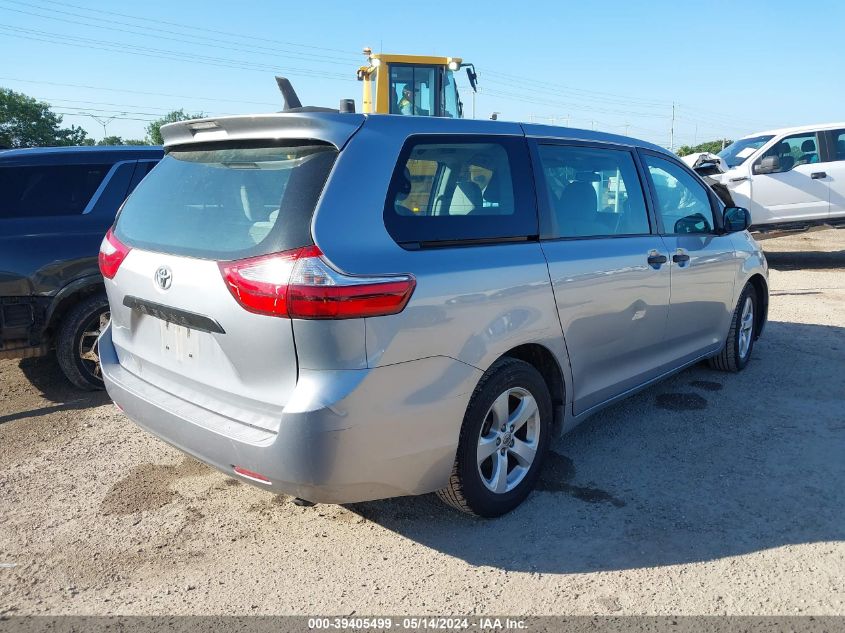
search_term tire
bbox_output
[437,358,552,518]
[56,292,110,390]
[709,283,758,373]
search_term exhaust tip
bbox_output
[293,497,316,507]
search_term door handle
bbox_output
[811,172,827,179]
[673,252,690,263]
[647,253,668,266]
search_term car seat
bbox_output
[798,139,819,165]
[556,180,603,237]
[450,180,483,215]
[776,142,795,171]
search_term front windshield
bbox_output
[718,135,774,168]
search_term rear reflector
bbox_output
[219,245,415,320]
[99,228,131,279]
[233,466,271,484]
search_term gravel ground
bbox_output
[1,229,843,616]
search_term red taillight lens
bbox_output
[232,466,271,484]
[98,228,131,279]
[219,246,416,320]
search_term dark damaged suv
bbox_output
[0,145,162,389]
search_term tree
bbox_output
[98,135,125,146]
[146,109,205,145]
[676,139,733,157]
[0,87,91,148]
[96,136,149,145]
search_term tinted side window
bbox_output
[384,136,536,246]
[0,164,111,219]
[761,132,820,171]
[643,154,715,235]
[536,144,650,238]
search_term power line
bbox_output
[28,0,359,58]
[53,110,157,123]
[0,24,354,82]
[0,1,359,68]
[480,69,669,108]
[0,76,281,107]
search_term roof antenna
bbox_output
[275,76,302,111]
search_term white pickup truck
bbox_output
[683,122,845,232]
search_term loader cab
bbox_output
[357,50,476,118]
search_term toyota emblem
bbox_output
[155,266,173,290]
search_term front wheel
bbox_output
[56,293,110,390]
[437,358,552,517]
[709,283,758,372]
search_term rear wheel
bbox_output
[56,293,110,390]
[437,358,552,517]
[709,283,757,372]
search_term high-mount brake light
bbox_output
[219,246,415,320]
[98,228,131,279]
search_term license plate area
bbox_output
[159,320,200,362]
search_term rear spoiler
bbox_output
[160,76,362,149]
[159,112,365,150]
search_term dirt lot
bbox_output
[1,230,843,616]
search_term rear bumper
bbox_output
[99,324,481,503]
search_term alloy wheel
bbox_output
[476,387,541,494]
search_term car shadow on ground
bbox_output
[763,247,845,271]
[0,355,110,426]
[346,320,845,573]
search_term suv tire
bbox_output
[709,283,758,373]
[56,292,110,390]
[437,358,552,517]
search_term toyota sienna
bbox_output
[99,112,768,517]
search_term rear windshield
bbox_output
[115,142,337,260]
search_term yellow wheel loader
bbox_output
[356,47,477,118]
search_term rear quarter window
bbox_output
[0,163,111,218]
[114,142,337,260]
[383,135,537,246]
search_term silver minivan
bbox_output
[99,113,768,517]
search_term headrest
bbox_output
[777,142,791,155]
[575,170,601,183]
[559,180,597,214]
[801,139,816,153]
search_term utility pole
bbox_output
[88,112,125,139]
[472,90,476,120]
[669,102,675,152]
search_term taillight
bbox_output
[219,245,416,320]
[232,466,271,484]
[99,228,131,279]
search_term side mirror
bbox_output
[673,213,711,234]
[464,65,478,92]
[723,206,751,233]
[754,155,780,175]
